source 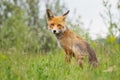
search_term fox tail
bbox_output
[87,43,99,67]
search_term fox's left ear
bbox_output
[63,10,70,16]
[62,10,70,20]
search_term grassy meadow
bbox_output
[0,42,120,80]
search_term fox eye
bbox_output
[57,24,62,27]
[50,23,54,26]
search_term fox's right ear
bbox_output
[46,9,54,20]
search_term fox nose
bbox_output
[53,30,56,33]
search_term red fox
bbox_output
[46,9,99,67]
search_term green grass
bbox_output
[0,46,120,80]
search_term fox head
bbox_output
[46,9,69,35]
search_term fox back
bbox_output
[46,9,99,68]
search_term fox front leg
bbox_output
[64,49,72,63]
[65,54,71,62]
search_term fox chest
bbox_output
[57,37,75,51]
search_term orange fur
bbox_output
[46,9,99,67]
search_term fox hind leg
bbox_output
[77,55,85,68]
